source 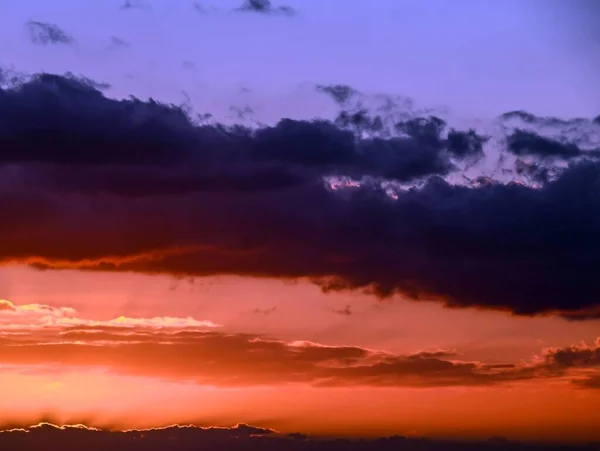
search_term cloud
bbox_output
[120,0,152,11]
[572,374,600,389]
[235,0,297,16]
[107,36,129,49]
[1,300,598,389]
[316,84,358,105]
[507,130,584,160]
[0,422,595,451]
[0,300,16,312]
[541,338,600,369]
[0,422,278,451]
[0,299,218,331]
[252,306,277,316]
[25,22,74,46]
[2,72,600,318]
[332,306,352,316]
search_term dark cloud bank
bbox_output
[0,423,596,451]
[1,72,600,318]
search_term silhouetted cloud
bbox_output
[107,36,129,49]
[235,0,297,16]
[316,84,357,105]
[252,306,277,315]
[0,422,593,451]
[542,338,600,368]
[507,129,583,159]
[2,73,600,318]
[25,21,73,46]
[332,306,352,316]
[120,0,152,11]
[572,374,600,389]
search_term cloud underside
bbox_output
[1,300,599,389]
[2,73,600,318]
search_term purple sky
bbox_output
[0,0,597,120]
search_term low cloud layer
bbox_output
[0,422,594,451]
[1,73,600,318]
[1,300,599,389]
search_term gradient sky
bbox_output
[1,0,600,445]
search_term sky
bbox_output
[0,0,600,449]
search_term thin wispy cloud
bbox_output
[25,21,73,46]
[235,0,296,16]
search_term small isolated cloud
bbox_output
[120,0,152,11]
[108,36,129,49]
[332,305,352,316]
[252,306,277,316]
[25,21,73,46]
[235,0,297,16]
[193,2,218,14]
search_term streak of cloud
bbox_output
[235,0,296,16]
[1,300,599,389]
[25,21,73,46]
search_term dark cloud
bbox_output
[572,374,600,389]
[108,36,129,49]
[332,305,352,316]
[2,73,600,318]
[316,84,357,105]
[0,422,594,451]
[120,0,152,11]
[507,129,582,159]
[235,0,297,16]
[542,338,600,369]
[25,21,73,46]
[252,306,277,315]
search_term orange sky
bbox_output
[1,265,599,442]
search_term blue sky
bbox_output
[0,0,597,120]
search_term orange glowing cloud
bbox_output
[0,299,220,331]
[1,299,599,390]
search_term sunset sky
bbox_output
[1,0,600,447]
